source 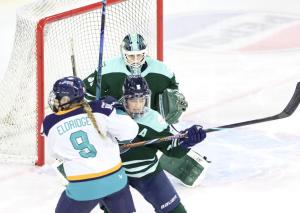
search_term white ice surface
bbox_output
[1,1,300,213]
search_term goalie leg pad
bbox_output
[159,150,210,187]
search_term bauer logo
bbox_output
[161,194,178,210]
[167,11,300,52]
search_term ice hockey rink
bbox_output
[1,0,300,212]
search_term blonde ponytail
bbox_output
[81,100,106,138]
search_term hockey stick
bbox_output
[205,82,300,133]
[120,82,300,151]
[70,38,77,76]
[69,38,106,137]
[96,0,107,100]
[120,133,187,153]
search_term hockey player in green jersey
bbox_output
[84,33,187,124]
[83,33,209,187]
[107,75,206,213]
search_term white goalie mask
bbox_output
[121,33,147,74]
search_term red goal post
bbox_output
[0,0,163,166]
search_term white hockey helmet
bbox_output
[120,33,147,73]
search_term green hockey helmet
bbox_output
[121,33,147,73]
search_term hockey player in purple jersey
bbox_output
[42,76,138,213]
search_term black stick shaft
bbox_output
[70,38,77,76]
[96,0,107,100]
[121,82,300,150]
[205,82,300,133]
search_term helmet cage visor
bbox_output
[123,94,150,118]
[122,48,147,70]
[48,90,60,112]
[48,90,82,112]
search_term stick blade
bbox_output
[205,82,300,133]
[280,82,300,117]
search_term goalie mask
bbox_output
[48,76,85,112]
[122,75,151,118]
[121,33,147,74]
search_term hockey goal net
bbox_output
[0,0,163,166]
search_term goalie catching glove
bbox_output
[158,89,188,124]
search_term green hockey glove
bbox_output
[158,89,188,124]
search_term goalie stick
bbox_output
[69,35,106,137]
[120,82,300,152]
[96,0,107,100]
[70,38,77,76]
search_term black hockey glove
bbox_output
[100,95,117,104]
[179,125,206,149]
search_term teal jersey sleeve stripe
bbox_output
[102,57,131,75]
[141,57,174,79]
[135,108,168,132]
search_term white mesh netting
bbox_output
[0,0,160,165]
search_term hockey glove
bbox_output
[100,95,117,104]
[101,96,125,111]
[158,89,188,124]
[179,125,206,149]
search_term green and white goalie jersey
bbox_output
[83,56,178,112]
